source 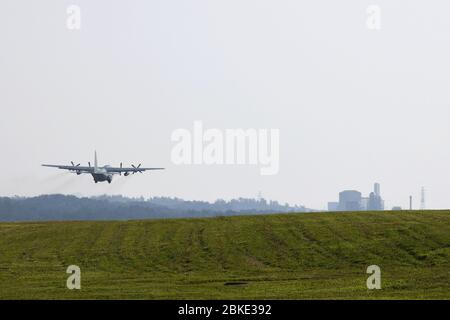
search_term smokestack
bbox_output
[374,183,380,197]
[420,187,425,210]
[409,196,413,210]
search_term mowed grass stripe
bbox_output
[0,211,449,299]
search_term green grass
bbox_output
[0,211,449,299]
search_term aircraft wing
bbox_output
[106,166,165,173]
[42,164,94,173]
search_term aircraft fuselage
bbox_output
[92,167,113,183]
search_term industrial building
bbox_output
[328,183,384,212]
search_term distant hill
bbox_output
[0,194,310,221]
[0,211,448,299]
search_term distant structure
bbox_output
[392,206,402,211]
[339,190,362,211]
[409,196,413,210]
[420,187,425,210]
[367,183,384,210]
[328,183,384,212]
[360,197,369,210]
[327,202,339,211]
[257,191,263,201]
[374,183,380,196]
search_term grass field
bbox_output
[0,211,449,299]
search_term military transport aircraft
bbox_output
[42,151,164,183]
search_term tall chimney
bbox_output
[374,183,380,196]
[420,187,425,210]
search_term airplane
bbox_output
[42,151,164,184]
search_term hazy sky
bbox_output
[1,0,450,210]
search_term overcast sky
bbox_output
[1,0,449,210]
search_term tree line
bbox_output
[0,194,310,222]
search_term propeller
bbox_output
[119,162,123,176]
[131,163,143,174]
[70,161,81,175]
[88,162,91,167]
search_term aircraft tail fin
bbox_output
[94,150,98,170]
